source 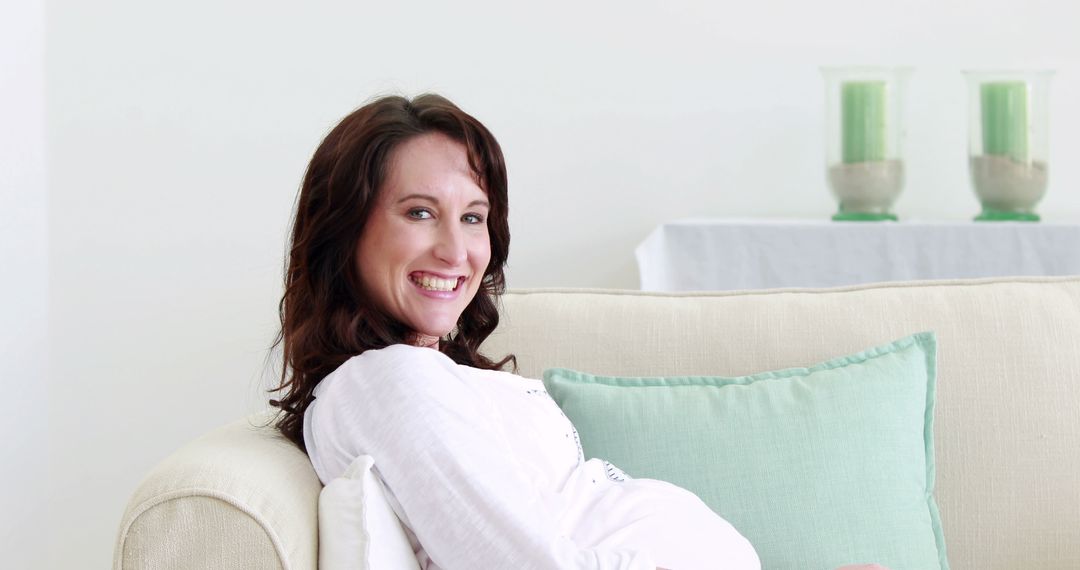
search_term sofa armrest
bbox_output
[113,413,321,570]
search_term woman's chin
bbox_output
[403,309,462,340]
[408,323,454,340]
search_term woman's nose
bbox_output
[433,222,468,266]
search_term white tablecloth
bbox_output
[635,219,1080,291]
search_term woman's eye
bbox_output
[407,208,433,220]
[462,213,485,224]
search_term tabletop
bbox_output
[635,218,1080,291]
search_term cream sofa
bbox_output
[114,276,1080,569]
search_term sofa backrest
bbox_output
[483,276,1080,569]
[115,277,1080,570]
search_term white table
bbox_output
[635,219,1080,291]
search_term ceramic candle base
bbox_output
[970,155,1047,221]
[828,160,904,221]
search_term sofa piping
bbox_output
[505,275,1080,298]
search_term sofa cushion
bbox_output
[318,455,420,570]
[482,278,1080,568]
[543,332,947,570]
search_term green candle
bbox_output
[981,81,1029,162]
[841,81,888,163]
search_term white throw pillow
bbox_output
[318,455,421,570]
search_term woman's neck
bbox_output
[406,332,440,349]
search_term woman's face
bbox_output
[356,133,492,339]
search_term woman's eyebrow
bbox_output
[396,193,438,204]
[396,193,490,209]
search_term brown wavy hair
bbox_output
[269,94,514,452]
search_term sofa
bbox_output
[114,276,1080,569]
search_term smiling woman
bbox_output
[269,94,763,570]
[355,133,492,348]
[269,94,513,450]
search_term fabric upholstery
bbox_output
[318,455,420,570]
[483,276,1080,569]
[114,276,1080,570]
[113,414,320,570]
[543,332,946,569]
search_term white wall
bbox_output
[40,0,1080,567]
[1,0,48,567]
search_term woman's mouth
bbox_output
[409,272,466,292]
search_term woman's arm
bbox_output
[306,345,655,570]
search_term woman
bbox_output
[270,94,882,570]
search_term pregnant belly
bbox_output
[561,460,760,570]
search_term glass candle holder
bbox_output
[965,70,1053,221]
[821,67,912,221]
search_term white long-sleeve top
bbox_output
[304,344,760,570]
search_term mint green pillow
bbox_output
[543,332,948,570]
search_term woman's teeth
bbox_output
[413,275,459,292]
